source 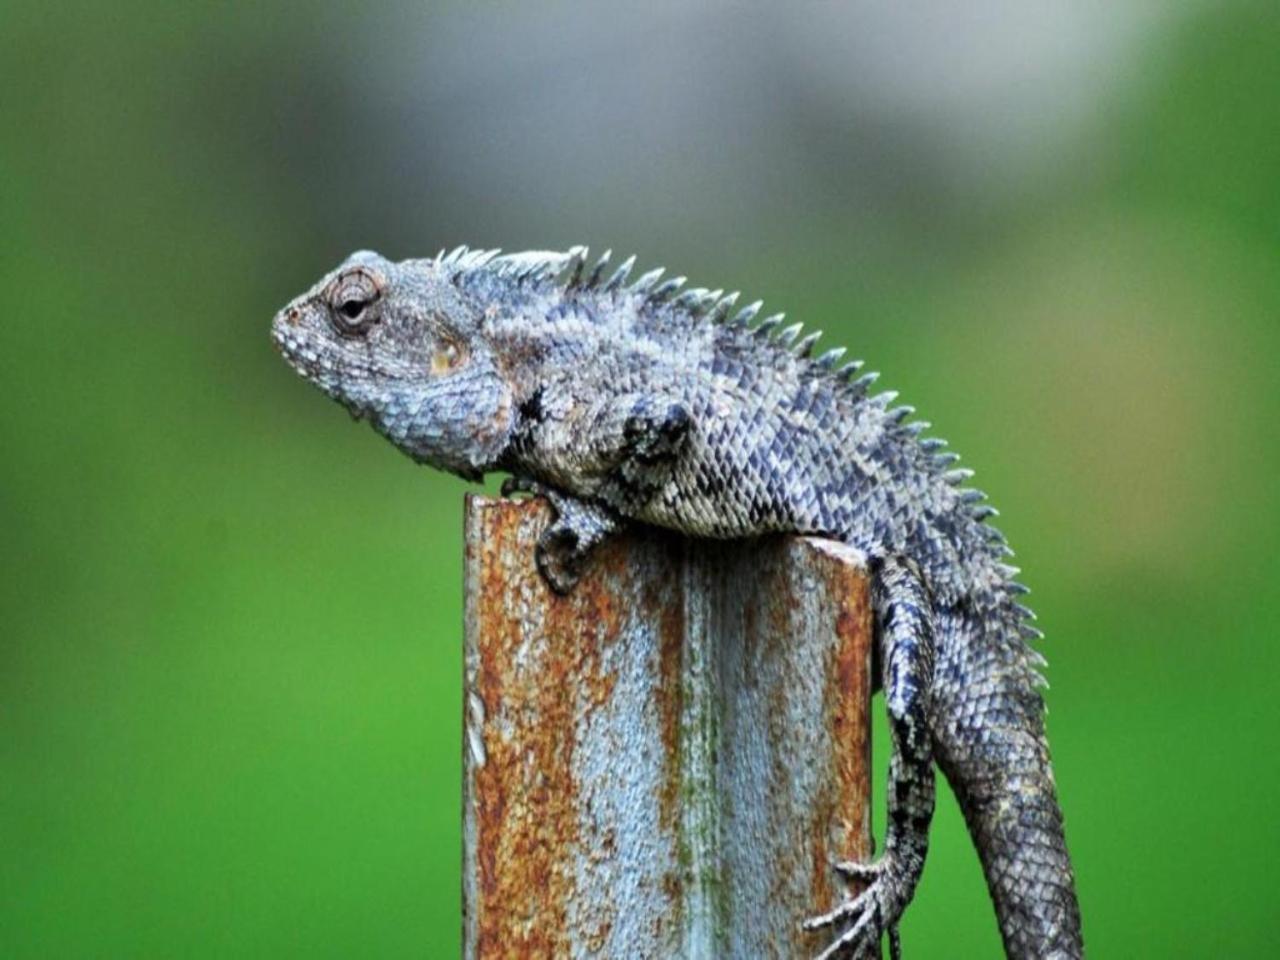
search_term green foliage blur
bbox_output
[3,2,1278,956]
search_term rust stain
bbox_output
[821,555,873,908]
[471,499,581,959]
[762,542,804,918]
[583,919,613,954]
[552,534,623,714]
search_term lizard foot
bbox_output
[535,520,589,594]
[803,854,909,960]
[501,476,619,595]
[804,556,934,959]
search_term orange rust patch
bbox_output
[762,543,805,916]
[544,546,618,717]
[825,558,874,895]
[584,919,613,954]
[471,499,581,958]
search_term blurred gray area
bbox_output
[292,2,1174,263]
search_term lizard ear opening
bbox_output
[430,340,467,375]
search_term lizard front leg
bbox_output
[506,389,690,592]
[805,556,936,960]
[501,476,621,594]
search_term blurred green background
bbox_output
[3,1,1278,956]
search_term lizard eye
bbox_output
[327,268,383,335]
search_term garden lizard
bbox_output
[272,246,1083,958]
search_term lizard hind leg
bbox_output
[804,556,937,959]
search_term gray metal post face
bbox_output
[463,496,871,959]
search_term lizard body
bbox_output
[272,246,1083,958]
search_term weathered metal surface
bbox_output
[463,495,871,959]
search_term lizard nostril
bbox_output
[286,307,301,325]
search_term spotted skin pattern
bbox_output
[273,246,1083,958]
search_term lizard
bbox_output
[271,245,1083,959]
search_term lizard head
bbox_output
[272,250,514,481]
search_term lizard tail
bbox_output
[931,606,1084,959]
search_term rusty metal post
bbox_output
[462,495,872,959]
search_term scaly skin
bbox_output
[272,246,1083,958]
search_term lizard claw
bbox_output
[535,520,588,594]
[834,858,883,883]
[803,853,907,960]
